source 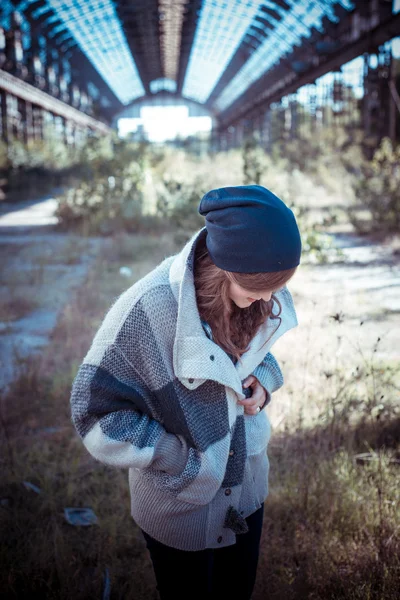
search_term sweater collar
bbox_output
[168,227,298,394]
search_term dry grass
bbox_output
[0,228,399,600]
[0,296,40,323]
[0,231,179,600]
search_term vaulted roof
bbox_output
[3,0,398,124]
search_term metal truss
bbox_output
[0,67,111,132]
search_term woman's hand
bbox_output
[238,375,267,415]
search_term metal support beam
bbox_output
[1,89,9,143]
[0,69,112,134]
[218,11,400,129]
[176,0,202,96]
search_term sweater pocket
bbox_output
[140,435,230,506]
[244,409,272,456]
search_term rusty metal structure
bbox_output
[0,0,399,150]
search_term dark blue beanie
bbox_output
[198,184,302,273]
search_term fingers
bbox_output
[239,382,264,404]
[238,377,267,415]
[244,404,261,415]
[242,375,257,388]
[238,396,265,415]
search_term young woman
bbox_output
[70,184,301,600]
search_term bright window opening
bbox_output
[118,106,212,143]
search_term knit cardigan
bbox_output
[69,226,298,551]
[200,320,270,409]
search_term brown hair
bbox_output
[193,233,297,363]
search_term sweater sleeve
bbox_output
[69,342,189,474]
[251,351,284,410]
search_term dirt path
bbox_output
[0,197,105,392]
[268,228,400,428]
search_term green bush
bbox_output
[243,132,268,185]
[55,139,146,235]
[5,126,76,171]
[1,127,118,202]
[271,126,364,199]
[350,137,400,234]
[155,174,206,230]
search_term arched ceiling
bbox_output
[3,0,398,123]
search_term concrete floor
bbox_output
[0,196,103,392]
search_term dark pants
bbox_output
[141,503,264,600]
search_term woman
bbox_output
[70,184,301,600]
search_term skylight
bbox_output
[150,78,177,94]
[40,0,145,104]
[182,0,263,104]
[214,0,355,113]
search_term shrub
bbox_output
[243,132,268,185]
[350,137,400,234]
[55,138,150,234]
[1,127,117,202]
[271,127,364,199]
[155,174,206,230]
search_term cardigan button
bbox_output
[188,378,194,384]
[229,450,234,456]
[224,488,231,496]
[210,355,215,361]
[217,536,222,543]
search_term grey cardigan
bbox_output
[69,227,298,550]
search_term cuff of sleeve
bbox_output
[252,355,284,397]
[152,432,189,475]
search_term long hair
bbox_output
[193,233,297,363]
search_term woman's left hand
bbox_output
[238,375,267,415]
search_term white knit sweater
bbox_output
[70,227,298,550]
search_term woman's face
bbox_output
[228,281,274,309]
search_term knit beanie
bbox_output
[198,184,302,273]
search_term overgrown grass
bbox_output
[0,296,40,322]
[0,233,177,600]
[259,438,399,599]
[1,230,398,600]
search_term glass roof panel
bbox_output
[150,78,177,93]
[182,0,264,104]
[28,0,145,104]
[214,0,354,113]
[0,0,17,29]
